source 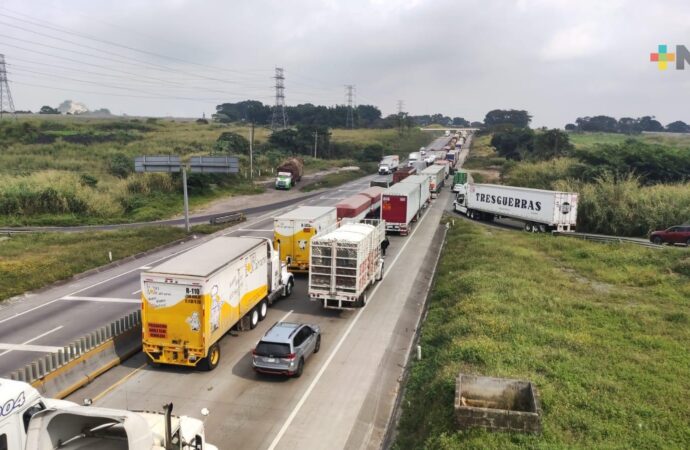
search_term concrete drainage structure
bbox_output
[455,374,542,434]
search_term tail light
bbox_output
[283,353,296,361]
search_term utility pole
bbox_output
[0,54,16,120]
[271,67,288,130]
[249,123,254,179]
[313,131,318,158]
[397,100,405,135]
[182,167,190,233]
[345,85,355,129]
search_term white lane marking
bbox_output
[131,289,141,296]
[267,204,433,450]
[0,343,62,352]
[139,266,152,270]
[61,296,141,304]
[0,325,64,357]
[277,310,293,323]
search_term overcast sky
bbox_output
[2,0,690,127]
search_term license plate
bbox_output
[265,358,276,363]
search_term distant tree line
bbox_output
[565,116,690,134]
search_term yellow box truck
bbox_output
[273,206,337,272]
[141,236,294,370]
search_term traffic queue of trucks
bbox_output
[0,378,216,449]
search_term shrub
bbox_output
[108,153,134,179]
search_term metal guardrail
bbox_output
[552,231,662,249]
[209,212,245,225]
[8,310,141,384]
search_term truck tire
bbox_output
[376,262,384,281]
[258,300,268,321]
[200,343,220,371]
[249,308,260,329]
[357,292,367,308]
[524,223,533,232]
[283,279,294,298]
[538,224,547,233]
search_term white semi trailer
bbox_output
[453,183,578,232]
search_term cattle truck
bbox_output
[421,164,446,198]
[274,206,337,272]
[309,220,385,309]
[141,236,294,370]
[400,174,431,212]
[454,183,579,232]
[1,378,217,449]
[382,182,422,235]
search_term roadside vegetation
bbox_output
[463,125,690,236]
[300,168,368,192]
[0,223,240,302]
[394,219,690,449]
[0,116,433,226]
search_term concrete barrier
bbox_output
[10,310,143,399]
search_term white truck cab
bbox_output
[0,378,217,450]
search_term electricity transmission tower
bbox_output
[271,67,288,130]
[0,54,16,119]
[345,84,355,128]
[397,100,405,134]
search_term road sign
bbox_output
[189,156,239,174]
[135,155,181,173]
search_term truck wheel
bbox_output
[293,358,304,378]
[538,224,547,233]
[283,279,294,297]
[652,236,663,245]
[524,223,533,232]
[249,308,259,329]
[258,300,268,321]
[200,343,220,371]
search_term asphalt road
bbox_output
[0,177,374,376]
[65,182,450,450]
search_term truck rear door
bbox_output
[382,195,407,224]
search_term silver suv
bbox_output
[252,322,321,377]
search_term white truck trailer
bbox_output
[407,152,421,167]
[378,155,400,174]
[421,164,446,198]
[308,220,385,309]
[141,236,294,370]
[453,183,579,232]
[0,378,217,449]
[381,182,422,235]
[400,174,431,213]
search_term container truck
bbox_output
[359,186,384,217]
[453,183,579,232]
[370,175,394,188]
[336,194,371,222]
[392,165,416,183]
[445,149,458,168]
[400,174,431,213]
[274,206,337,272]
[382,182,422,235]
[141,236,294,370]
[309,220,385,309]
[407,152,421,167]
[275,158,304,190]
[421,164,446,197]
[452,170,468,192]
[1,378,217,449]
[434,159,451,179]
[378,155,400,174]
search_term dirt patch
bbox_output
[561,267,613,294]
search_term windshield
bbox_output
[255,341,291,357]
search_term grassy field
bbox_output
[0,223,239,302]
[568,131,690,149]
[299,168,369,192]
[394,218,690,449]
[0,116,430,226]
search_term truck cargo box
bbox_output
[393,166,416,183]
[370,175,394,188]
[382,182,422,235]
[336,194,372,221]
[359,186,385,217]
[421,164,446,196]
[400,174,431,211]
[274,206,337,272]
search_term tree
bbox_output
[39,105,59,114]
[533,129,573,160]
[484,109,531,129]
[637,116,664,132]
[490,128,534,160]
[360,143,384,162]
[565,123,577,131]
[215,132,249,155]
[452,117,470,127]
[665,120,690,133]
[575,116,618,132]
